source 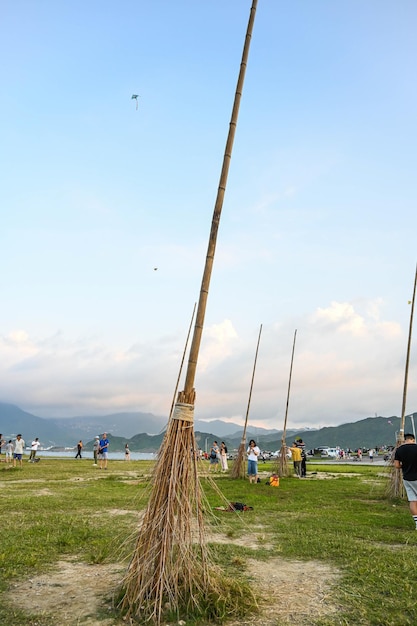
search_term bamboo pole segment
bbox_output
[231,324,263,479]
[388,263,417,499]
[276,329,297,477]
[120,3,259,624]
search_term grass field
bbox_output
[0,457,416,625]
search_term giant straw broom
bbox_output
[120,2,259,623]
[276,329,297,477]
[387,263,417,499]
[231,323,263,479]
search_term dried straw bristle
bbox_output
[230,442,246,479]
[119,391,255,624]
[275,444,290,478]
[386,445,405,500]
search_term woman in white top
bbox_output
[220,442,228,472]
[247,439,260,483]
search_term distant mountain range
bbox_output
[0,402,414,452]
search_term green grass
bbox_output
[0,457,416,625]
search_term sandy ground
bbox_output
[10,542,340,626]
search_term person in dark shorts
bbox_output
[394,433,417,530]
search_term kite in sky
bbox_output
[131,94,140,110]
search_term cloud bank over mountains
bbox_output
[0,298,413,429]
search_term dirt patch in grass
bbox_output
[9,560,125,626]
[236,557,341,626]
[9,554,340,626]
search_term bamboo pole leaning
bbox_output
[387,264,417,499]
[275,330,297,477]
[231,324,263,479]
[119,2,259,624]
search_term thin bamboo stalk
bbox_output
[168,302,197,422]
[231,324,263,479]
[388,264,417,499]
[157,302,197,436]
[276,330,297,477]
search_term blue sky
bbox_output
[1,0,417,430]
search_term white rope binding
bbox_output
[172,402,194,423]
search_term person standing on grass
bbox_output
[93,436,100,466]
[0,434,4,456]
[125,443,131,461]
[220,442,228,472]
[209,441,220,472]
[5,440,13,463]
[29,437,40,462]
[13,434,25,468]
[394,433,417,530]
[295,438,307,477]
[99,433,109,469]
[290,442,302,478]
[247,439,260,483]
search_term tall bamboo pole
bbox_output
[183,0,258,397]
[121,3,259,623]
[277,329,297,477]
[231,324,263,479]
[388,264,417,498]
[399,263,417,442]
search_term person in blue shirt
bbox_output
[99,433,110,469]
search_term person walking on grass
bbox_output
[13,434,25,468]
[99,433,109,469]
[394,433,417,530]
[75,440,83,459]
[247,439,260,483]
[93,436,100,466]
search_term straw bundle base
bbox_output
[230,442,246,479]
[274,445,290,477]
[119,392,257,624]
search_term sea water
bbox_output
[33,450,156,461]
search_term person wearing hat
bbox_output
[93,436,100,466]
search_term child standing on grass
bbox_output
[5,440,13,463]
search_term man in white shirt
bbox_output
[29,437,41,462]
[13,434,25,468]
